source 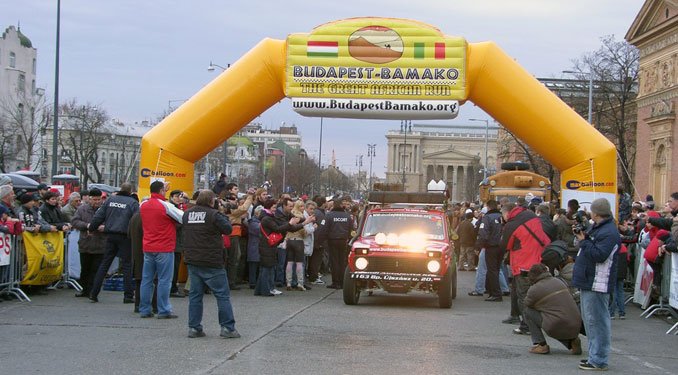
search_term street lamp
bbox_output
[469,118,489,180]
[355,154,363,191]
[367,144,376,191]
[51,0,61,178]
[400,120,412,189]
[563,70,593,124]
[207,61,230,72]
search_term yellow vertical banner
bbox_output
[21,232,64,285]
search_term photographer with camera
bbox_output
[572,198,620,371]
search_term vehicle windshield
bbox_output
[362,212,445,240]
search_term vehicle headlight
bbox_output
[355,257,369,270]
[427,260,441,273]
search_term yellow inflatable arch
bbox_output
[139,17,617,209]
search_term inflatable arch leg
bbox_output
[466,42,617,209]
[137,38,286,197]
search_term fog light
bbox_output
[355,257,369,270]
[427,260,441,273]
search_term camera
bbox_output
[572,210,588,235]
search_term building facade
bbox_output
[627,0,678,203]
[385,125,498,201]
[0,25,43,173]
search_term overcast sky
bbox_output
[2,0,644,178]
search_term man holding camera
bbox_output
[572,198,619,371]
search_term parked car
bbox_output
[86,183,119,194]
[1,173,40,193]
[343,192,457,308]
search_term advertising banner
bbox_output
[21,232,64,285]
[0,233,10,266]
[287,18,466,119]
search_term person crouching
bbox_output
[523,263,582,355]
[182,190,240,339]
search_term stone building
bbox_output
[385,124,498,201]
[627,0,678,203]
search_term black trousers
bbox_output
[171,252,181,293]
[90,234,133,299]
[328,239,348,286]
[226,236,240,286]
[307,243,326,282]
[484,246,504,298]
[79,253,104,294]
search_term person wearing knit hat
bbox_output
[572,197,620,371]
[0,175,12,186]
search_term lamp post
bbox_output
[316,117,323,196]
[563,70,593,124]
[207,61,231,176]
[469,118,490,180]
[207,61,230,72]
[51,0,61,178]
[355,154,363,191]
[367,144,376,191]
[400,120,411,189]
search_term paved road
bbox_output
[1,271,676,375]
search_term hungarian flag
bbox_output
[414,42,446,59]
[307,41,339,57]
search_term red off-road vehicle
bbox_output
[343,192,457,308]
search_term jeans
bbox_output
[580,290,611,368]
[90,234,133,299]
[473,249,509,294]
[274,246,286,286]
[139,252,174,316]
[187,265,236,332]
[608,279,625,317]
[254,266,275,296]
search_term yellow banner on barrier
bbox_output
[21,232,64,285]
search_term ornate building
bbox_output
[385,124,498,201]
[627,0,678,203]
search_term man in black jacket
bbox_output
[308,195,328,284]
[88,182,140,304]
[39,191,71,231]
[536,203,557,241]
[182,189,240,339]
[648,192,678,230]
[325,198,354,289]
[476,200,504,301]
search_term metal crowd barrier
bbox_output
[0,235,30,302]
[0,233,81,302]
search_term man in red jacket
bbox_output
[139,180,184,319]
[501,202,551,335]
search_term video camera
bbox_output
[572,210,588,235]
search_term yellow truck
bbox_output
[479,162,552,204]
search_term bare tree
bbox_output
[0,87,50,172]
[570,35,639,195]
[496,128,560,188]
[57,100,110,185]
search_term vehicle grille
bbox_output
[365,257,428,274]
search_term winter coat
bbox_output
[502,206,551,276]
[140,193,183,252]
[258,208,304,268]
[302,210,316,256]
[313,208,328,246]
[525,272,581,340]
[247,216,262,262]
[39,203,69,230]
[475,209,502,249]
[554,215,576,253]
[18,205,52,233]
[326,208,353,240]
[457,218,477,247]
[572,217,620,293]
[128,212,144,279]
[182,205,232,269]
[71,202,106,254]
[90,192,139,235]
[61,203,78,223]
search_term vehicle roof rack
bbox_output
[367,191,446,205]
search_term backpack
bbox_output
[541,240,568,273]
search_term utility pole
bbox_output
[367,144,376,191]
[356,154,363,192]
[400,120,411,190]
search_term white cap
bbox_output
[465,209,473,214]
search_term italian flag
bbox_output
[414,42,446,59]
[307,41,339,58]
